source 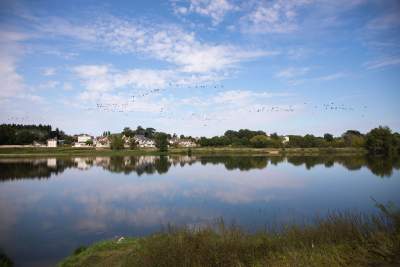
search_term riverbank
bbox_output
[0,146,366,157]
[59,206,399,267]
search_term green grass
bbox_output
[0,146,366,157]
[59,205,400,267]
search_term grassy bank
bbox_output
[60,205,399,267]
[0,146,366,157]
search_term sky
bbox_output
[0,0,399,137]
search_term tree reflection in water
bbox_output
[0,154,399,181]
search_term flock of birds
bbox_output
[2,82,369,126]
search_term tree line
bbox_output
[0,124,74,145]
[198,126,400,156]
[1,124,399,155]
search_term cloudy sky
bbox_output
[0,0,399,136]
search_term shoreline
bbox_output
[59,208,399,267]
[0,147,367,157]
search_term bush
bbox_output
[110,135,124,150]
[365,126,397,155]
[250,135,270,148]
[154,133,168,152]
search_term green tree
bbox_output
[250,135,270,148]
[342,130,365,147]
[154,132,169,152]
[365,126,396,155]
[110,135,124,150]
[122,127,134,137]
[15,130,35,144]
[324,133,334,142]
[135,126,145,135]
[145,128,156,138]
[85,139,93,146]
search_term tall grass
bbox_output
[60,204,400,267]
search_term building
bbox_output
[169,137,197,147]
[282,136,290,144]
[95,136,110,148]
[74,134,93,147]
[134,135,156,148]
[77,134,92,143]
[47,139,58,148]
[178,139,197,147]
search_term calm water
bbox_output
[0,155,399,266]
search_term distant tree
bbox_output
[250,135,270,148]
[270,133,279,140]
[15,130,35,144]
[135,126,145,135]
[324,133,334,142]
[122,127,135,137]
[342,130,365,147]
[365,126,396,155]
[154,132,169,152]
[85,139,93,146]
[110,135,124,150]
[0,126,16,145]
[144,128,156,138]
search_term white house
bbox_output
[169,137,197,147]
[74,134,93,147]
[47,139,57,148]
[134,135,156,148]
[282,136,290,144]
[77,134,92,143]
[95,136,110,148]
[178,139,197,147]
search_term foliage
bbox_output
[85,140,93,146]
[110,135,124,150]
[0,124,72,145]
[365,126,398,155]
[0,250,13,267]
[324,133,333,142]
[122,127,135,138]
[60,205,400,267]
[73,246,87,255]
[129,139,137,149]
[154,132,168,152]
[250,135,270,148]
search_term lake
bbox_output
[0,155,399,266]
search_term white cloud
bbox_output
[63,83,73,91]
[73,64,174,93]
[35,15,275,74]
[364,57,400,70]
[180,89,292,108]
[0,53,25,98]
[42,67,56,76]
[0,30,29,98]
[276,67,310,78]
[315,72,346,81]
[240,0,313,34]
[38,80,60,90]
[286,71,346,85]
[173,0,237,25]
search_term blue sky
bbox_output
[0,0,399,137]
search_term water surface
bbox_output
[0,155,399,266]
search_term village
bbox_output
[46,133,198,149]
